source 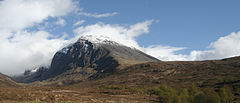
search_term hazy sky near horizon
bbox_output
[0,0,240,75]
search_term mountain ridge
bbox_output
[13,37,159,84]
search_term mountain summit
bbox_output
[14,36,159,84]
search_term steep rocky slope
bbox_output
[13,37,159,84]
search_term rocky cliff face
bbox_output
[13,37,159,84]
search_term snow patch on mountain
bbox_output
[58,35,137,55]
[59,47,69,54]
[30,67,38,73]
[80,35,121,46]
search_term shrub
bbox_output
[147,84,235,103]
[219,86,234,103]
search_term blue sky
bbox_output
[52,0,240,53]
[1,0,240,74]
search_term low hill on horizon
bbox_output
[0,73,19,87]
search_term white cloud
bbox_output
[144,45,188,61]
[79,12,118,18]
[55,18,66,26]
[126,20,154,38]
[0,0,77,75]
[0,0,76,31]
[74,21,240,61]
[0,31,68,75]
[145,31,240,61]
[74,20,154,49]
[73,20,189,61]
[73,20,85,27]
[189,32,240,60]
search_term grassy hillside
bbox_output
[71,57,240,102]
[0,73,19,87]
[0,56,240,102]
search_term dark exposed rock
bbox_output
[13,67,48,83]
[13,38,159,84]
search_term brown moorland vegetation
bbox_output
[0,56,240,102]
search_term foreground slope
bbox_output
[89,57,240,88]
[3,56,240,102]
[68,56,240,102]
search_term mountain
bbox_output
[10,36,240,102]
[4,35,240,102]
[13,36,159,84]
[0,73,18,87]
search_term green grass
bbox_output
[146,85,236,103]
